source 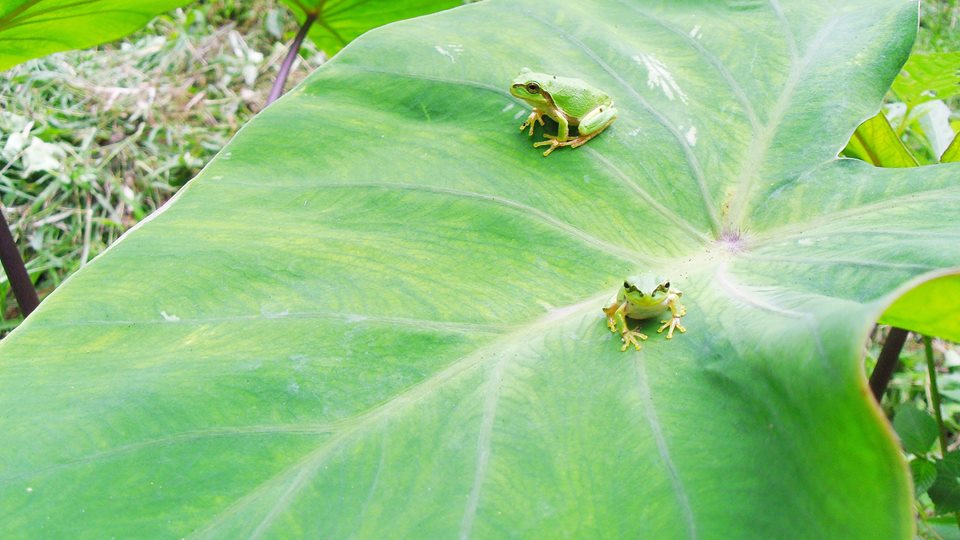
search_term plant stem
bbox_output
[922,336,960,529]
[0,206,39,318]
[266,10,317,105]
[925,336,949,457]
[869,327,909,401]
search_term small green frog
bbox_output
[602,275,687,352]
[510,69,618,156]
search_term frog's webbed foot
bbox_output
[619,329,648,352]
[533,134,573,157]
[657,316,687,340]
[519,110,545,136]
[534,133,600,157]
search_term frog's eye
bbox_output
[525,82,541,94]
[663,281,670,289]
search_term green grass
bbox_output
[918,0,960,53]
[0,0,321,329]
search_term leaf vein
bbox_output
[611,0,761,132]
[728,16,840,228]
[518,6,722,236]
[458,349,509,539]
[194,296,605,537]
[304,181,656,264]
[633,357,698,539]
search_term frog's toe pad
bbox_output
[618,330,648,352]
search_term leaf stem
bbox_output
[266,10,318,106]
[0,206,39,318]
[869,327,909,401]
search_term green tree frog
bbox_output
[602,275,687,352]
[509,69,618,157]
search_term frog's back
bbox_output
[547,75,613,119]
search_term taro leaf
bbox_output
[890,52,960,107]
[881,272,960,338]
[893,404,938,456]
[278,0,464,55]
[0,0,193,71]
[2,0,958,537]
[842,111,918,167]
[943,131,960,162]
[930,451,960,514]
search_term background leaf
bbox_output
[279,0,464,55]
[914,99,957,158]
[1,0,957,537]
[930,451,960,514]
[880,273,960,339]
[943,131,960,162]
[911,458,938,497]
[843,111,919,167]
[893,403,939,455]
[0,0,193,71]
[890,51,960,107]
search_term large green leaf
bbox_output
[2,0,958,537]
[279,0,464,55]
[0,0,192,71]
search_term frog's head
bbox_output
[622,274,673,304]
[510,69,554,107]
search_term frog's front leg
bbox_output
[602,301,648,352]
[602,301,621,333]
[533,109,571,157]
[519,108,546,136]
[657,294,687,339]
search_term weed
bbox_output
[0,0,321,329]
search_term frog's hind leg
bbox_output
[534,106,617,156]
[570,118,616,149]
[570,105,618,149]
